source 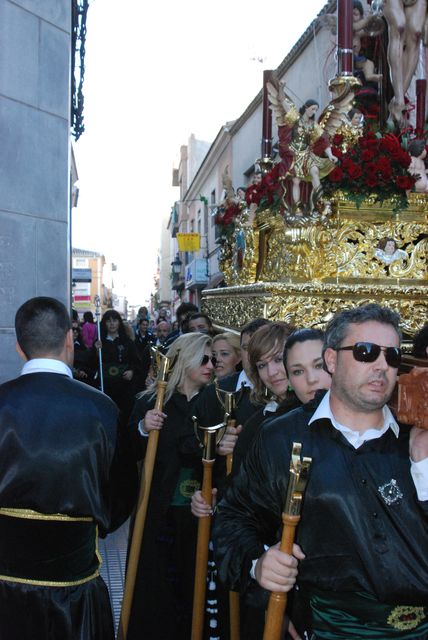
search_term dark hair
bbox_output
[175,302,198,324]
[323,303,401,358]
[181,312,213,334]
[408,139,426,158]
[283,328,325,371]
[15,296,71,358]
[71,308,79,322]
[348,108,362,119]
[377,237,396,251]
[83,311,94,323]
[239,317,270,342]
[248,322,295,403]
[353,0,364,17]
[299,99,319,117]
[413,322,428,358]
[100,309,128,340]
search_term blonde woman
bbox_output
[126,332,215,640]
[212,331,242,380]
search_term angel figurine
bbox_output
[268,80,345,212]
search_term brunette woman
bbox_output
[126,332,215,640]
[92,309,140,423]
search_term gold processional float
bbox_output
[201,1,428,339]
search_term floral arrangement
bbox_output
[214,202,242,245]
[323,131,416,211]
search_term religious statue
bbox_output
[379,0,428,124]
[267,80,354,213]
[374,237,408,264]
[407,138,428,192]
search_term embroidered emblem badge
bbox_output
[378,478,403,505]
[387,606,426,631]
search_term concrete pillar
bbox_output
[0,0,71,382]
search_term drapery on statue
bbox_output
[267,79,355,213]
[378,0,428,124]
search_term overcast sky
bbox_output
[72,0,327,307]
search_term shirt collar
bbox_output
[235,369,253,391]
[309,389,399,439]
[21,358,73,379]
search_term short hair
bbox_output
[323,303,401,358]
[353,0,364,17]
[182,312,213,334]
[239,317,270,342]
[144,332,212,403]
[15,296,71,358]
[212,332,241,355]
[284,328,325,371]
[248,321,294,404]
[413,322,428,358]
[175,302,198,324]
[377,237,396,251]
[83,311,94,323]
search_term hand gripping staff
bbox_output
[214,383,245,639]
[118,348,175,639]
[263,443,312,640]
[191,415,228,640]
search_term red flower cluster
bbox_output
[325,133,415,206]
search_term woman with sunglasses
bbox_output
[212,332,242,381]
[126,332,215,640]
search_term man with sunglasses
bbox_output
[213,303,428,639]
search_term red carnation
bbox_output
[347,163,363,180]
[395,176,414,190]
[365,175,379,188]
[329,167,344,182]
[361,148,376,162]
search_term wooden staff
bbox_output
[118,350,174,640]
[263,443,311,640]
[215,387,243,640]
[191,416,228,640]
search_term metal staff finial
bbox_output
[284,442,312,516]
[192,416,229,462]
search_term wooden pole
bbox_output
[191,458,215,640]
[118,380,167,639]
[262,513,300,640]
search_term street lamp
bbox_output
[171,254,182,275]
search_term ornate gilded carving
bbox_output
[211,192,427,334]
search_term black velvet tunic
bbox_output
[213,399,428,637]
[0,372,137,640]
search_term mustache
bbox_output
[367,374,388,384]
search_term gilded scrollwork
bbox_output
[211,192,427,334]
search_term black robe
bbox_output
[213,397,428,638]
[0,372,138,640]
[127,391,204,640]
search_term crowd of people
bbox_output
[0,296,427,640]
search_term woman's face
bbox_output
[255,343,288,400]
[213,339,241,380]
[187,346,215,389]
[106,316,120,335]
[305,104,318,119]
[286,339,331,404]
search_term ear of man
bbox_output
[323,347,337,376]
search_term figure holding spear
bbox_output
[121,332,216,640]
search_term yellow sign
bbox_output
[176,233,200,252]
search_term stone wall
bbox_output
[0,0,71,382]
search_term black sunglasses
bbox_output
[201,355,217,366]
[335,342,401,368]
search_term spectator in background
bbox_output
[182,312,215,336]
[81,311,98,349]
[72,320,95,384]
[135,318,155,358]
[163,302,199,349]
[92,309,141,423]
